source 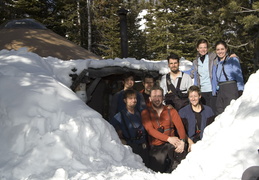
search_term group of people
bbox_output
[108,39,244,173]
[191,39,244,114]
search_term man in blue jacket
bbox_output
[109,72,146,120]
[110,89,149,167]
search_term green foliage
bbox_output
[0,0,258,78]
[91,0,122,59]
[125,0,148,59]
[0,0,16,24]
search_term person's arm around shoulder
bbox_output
[208,51,217,61]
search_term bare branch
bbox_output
[233,7,259,13]
[227,43,249,48]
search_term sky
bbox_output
[0,48,258,180]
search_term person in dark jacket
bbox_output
[109,72,146,120]
[110,89,149,167]
[139,74,155,105]
[179,85,215,149]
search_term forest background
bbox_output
[1,0,259,81]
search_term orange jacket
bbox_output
[141,105,186,146]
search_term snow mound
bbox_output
[0,49,153,179]
[0,48,258,180]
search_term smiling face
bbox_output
[149,89,163,109]
[188,91,201,107]
[197,42,208,56]
[123,76,135,90]
[216,43,228,60]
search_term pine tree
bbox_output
[1,0,258,79]
[212,0,259,80]
[91,0,122,59]
[144,0,206,60]
[125,0,147,59]
[0,0,16,24]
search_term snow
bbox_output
[137,10,148,31]
[0,48,258,180]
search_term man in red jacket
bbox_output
[141,86,188,173]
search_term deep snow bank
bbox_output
[0,49,258,180]
[0,49,154,179]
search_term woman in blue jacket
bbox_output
[179,86,215,147]
[212,41,244,115]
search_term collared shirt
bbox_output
[160,72,193,96]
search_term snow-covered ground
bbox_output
[0,48,258,180]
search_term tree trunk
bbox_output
[77,0,81,46]
[87,0,91,51]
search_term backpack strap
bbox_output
[217,56,229,82]
[166,72,184,93]
[222,58,229,81]
[120,109,144,142]
[176,73,182,90]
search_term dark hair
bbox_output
[150,85,164,95]
[215,40,228,49]
[187,85,201,96]
[123,89,136,99]
[196,39,209,48]
[122,72,135,81]
[142,74,154,82]
[167,53,179,63]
